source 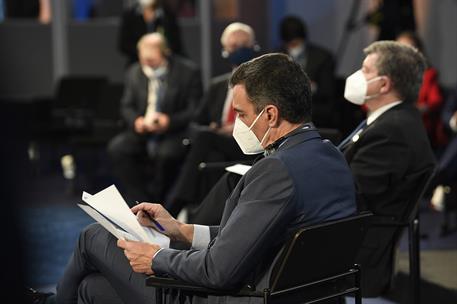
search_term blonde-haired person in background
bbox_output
[108,32,202,205]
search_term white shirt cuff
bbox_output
[191,224,211,250]
[153,248,164,259]
[450,116,457,132]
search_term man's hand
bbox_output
[117,239,160,274]
[134,116,147,134]
[132,203,194,245]
[144,113,170,134]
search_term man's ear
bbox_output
[265,105,280,127]
[380,76,392,94]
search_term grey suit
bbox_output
[57,125,356,304]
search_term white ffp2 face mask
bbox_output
[344,70,383,105]
[232,109,271,155]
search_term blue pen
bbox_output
[135,201,166,232]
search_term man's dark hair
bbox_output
[280,16,308,43]
[364,41,426,104]
[230,53,312,123]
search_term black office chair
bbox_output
[366,166,436,303]
[318,128,343,146]
[51,75,107,136]
[146,212,372,304]
[69,82,124,145]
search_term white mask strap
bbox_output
[248,108,266,130]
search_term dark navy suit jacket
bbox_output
[153,126,356,302]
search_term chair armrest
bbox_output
[145,276,261,297]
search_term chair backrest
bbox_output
[94,82,124,121]
[269,213,372,293]
[400,166,436,223]
[318,128,342,146]
[55,76,107,109]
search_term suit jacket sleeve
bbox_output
[167,68,203,132]
[152,158,294,289]
[120,66,142,130]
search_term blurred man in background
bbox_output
[108,32,202,205]
[279,15,336,128]
[165,22,259,218]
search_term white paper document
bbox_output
[78,185,170,248]
[225,164,252,176]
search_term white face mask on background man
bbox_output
[232,108,271,155]
[142,65,167,79]
[344,70,383,105]
[288,43,305,60]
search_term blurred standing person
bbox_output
[118,0,183,65]
[279,15,336,128]
[366,0,416,40]
[108,33,202,204]
[397,31,446,149]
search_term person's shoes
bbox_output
[25,287,54,304]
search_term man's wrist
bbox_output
[153,247,164,259]
[177,223,194,244]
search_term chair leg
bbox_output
[409,214,421,304]
[355,265,362,304]
[263,289,270,304]
[155,287,163,304]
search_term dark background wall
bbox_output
[0,0,456,100]
[0,18,201,98]
[0,22,54,98]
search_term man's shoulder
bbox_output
[374,103,422,131]
[170,55,200,73]
[125,63,143,80]
[307,43,334,60]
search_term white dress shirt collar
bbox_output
[367,101,403,125]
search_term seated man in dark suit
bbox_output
[279,15,336,128]
[166,22,258,217]
[108,33,202,204]
[341,41,436,297]
[52,54,356,304]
